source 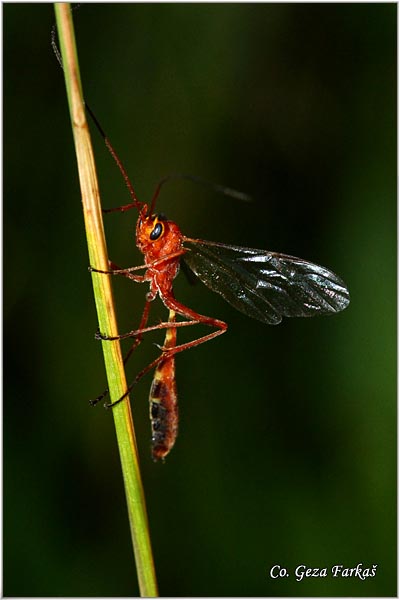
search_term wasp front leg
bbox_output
[89,260,147,283]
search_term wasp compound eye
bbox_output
[150,222,164,241]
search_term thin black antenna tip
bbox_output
[150,173,253,212]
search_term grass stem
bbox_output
[54,4,158,596]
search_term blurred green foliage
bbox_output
[4,4,396,596]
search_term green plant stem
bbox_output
[54,4,158,596]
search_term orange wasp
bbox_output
[87,106,350,461]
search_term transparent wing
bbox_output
[182,239,350,325]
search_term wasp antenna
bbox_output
[85,103,143,211]
[52,15,142,213]
[51,24,63,69]
[51,4,81,71]
[149,175,176,213]
[150,173,252,213]
[211,183,253,203]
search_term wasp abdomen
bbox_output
[150,361,178,461]
[149,311,178,461]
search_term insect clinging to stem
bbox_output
[52,19,349,461]
[85,106,350,462]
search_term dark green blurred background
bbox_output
[4,4,396,597]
